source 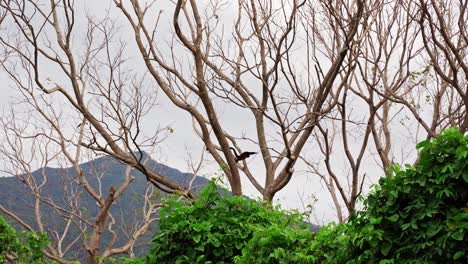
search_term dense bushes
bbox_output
[235,220,314,263]
[0,216,49,263]
[301,128,468,263]
[346,128,467,263]
[130,181,312,263]
[128,128,467,263]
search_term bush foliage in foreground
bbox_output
[0,216,49,263]
[306,128,468,263]
[131,181,312,264]
[125,129,468,264]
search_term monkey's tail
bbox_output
[229,147,240,162]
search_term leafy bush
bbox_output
[306,128,468,263]
[355,128,467,263]
[130,179,311,264]
[0,216,49,263]
[234,218,314,263]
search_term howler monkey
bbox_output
[230,147,257,162]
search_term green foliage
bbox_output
[306,128,468,263]
[234,222,314,264]
[0,216,49,263]
[357,128,467,263]
[128,179,311,264]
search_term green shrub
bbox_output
[0,216,49,263]
[234,218,314,263]
[307,128,468,263]
[355,128,467,263]
[131,179,311,264]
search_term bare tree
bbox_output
[0,1,199,262]
[0,0,194,198]
[114,0,367,202]
[303,0,467,221]
[415,0,468,132]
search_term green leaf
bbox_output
[370,217,382,225]
[450,230,464,241]
[463,170,468,182]
[455,146,468,158]
[425,225,441,238]
[453,251,464,260]
[193,234,201,243]
[195,244,205,251]
[387,214,399,222]
[178,220,189,227]
[381,242,392,256]
[416,139,430,149]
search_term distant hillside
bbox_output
[0,154,210,260]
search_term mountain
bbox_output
[0,154,210,260]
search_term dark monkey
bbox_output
[230,147,257,162]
